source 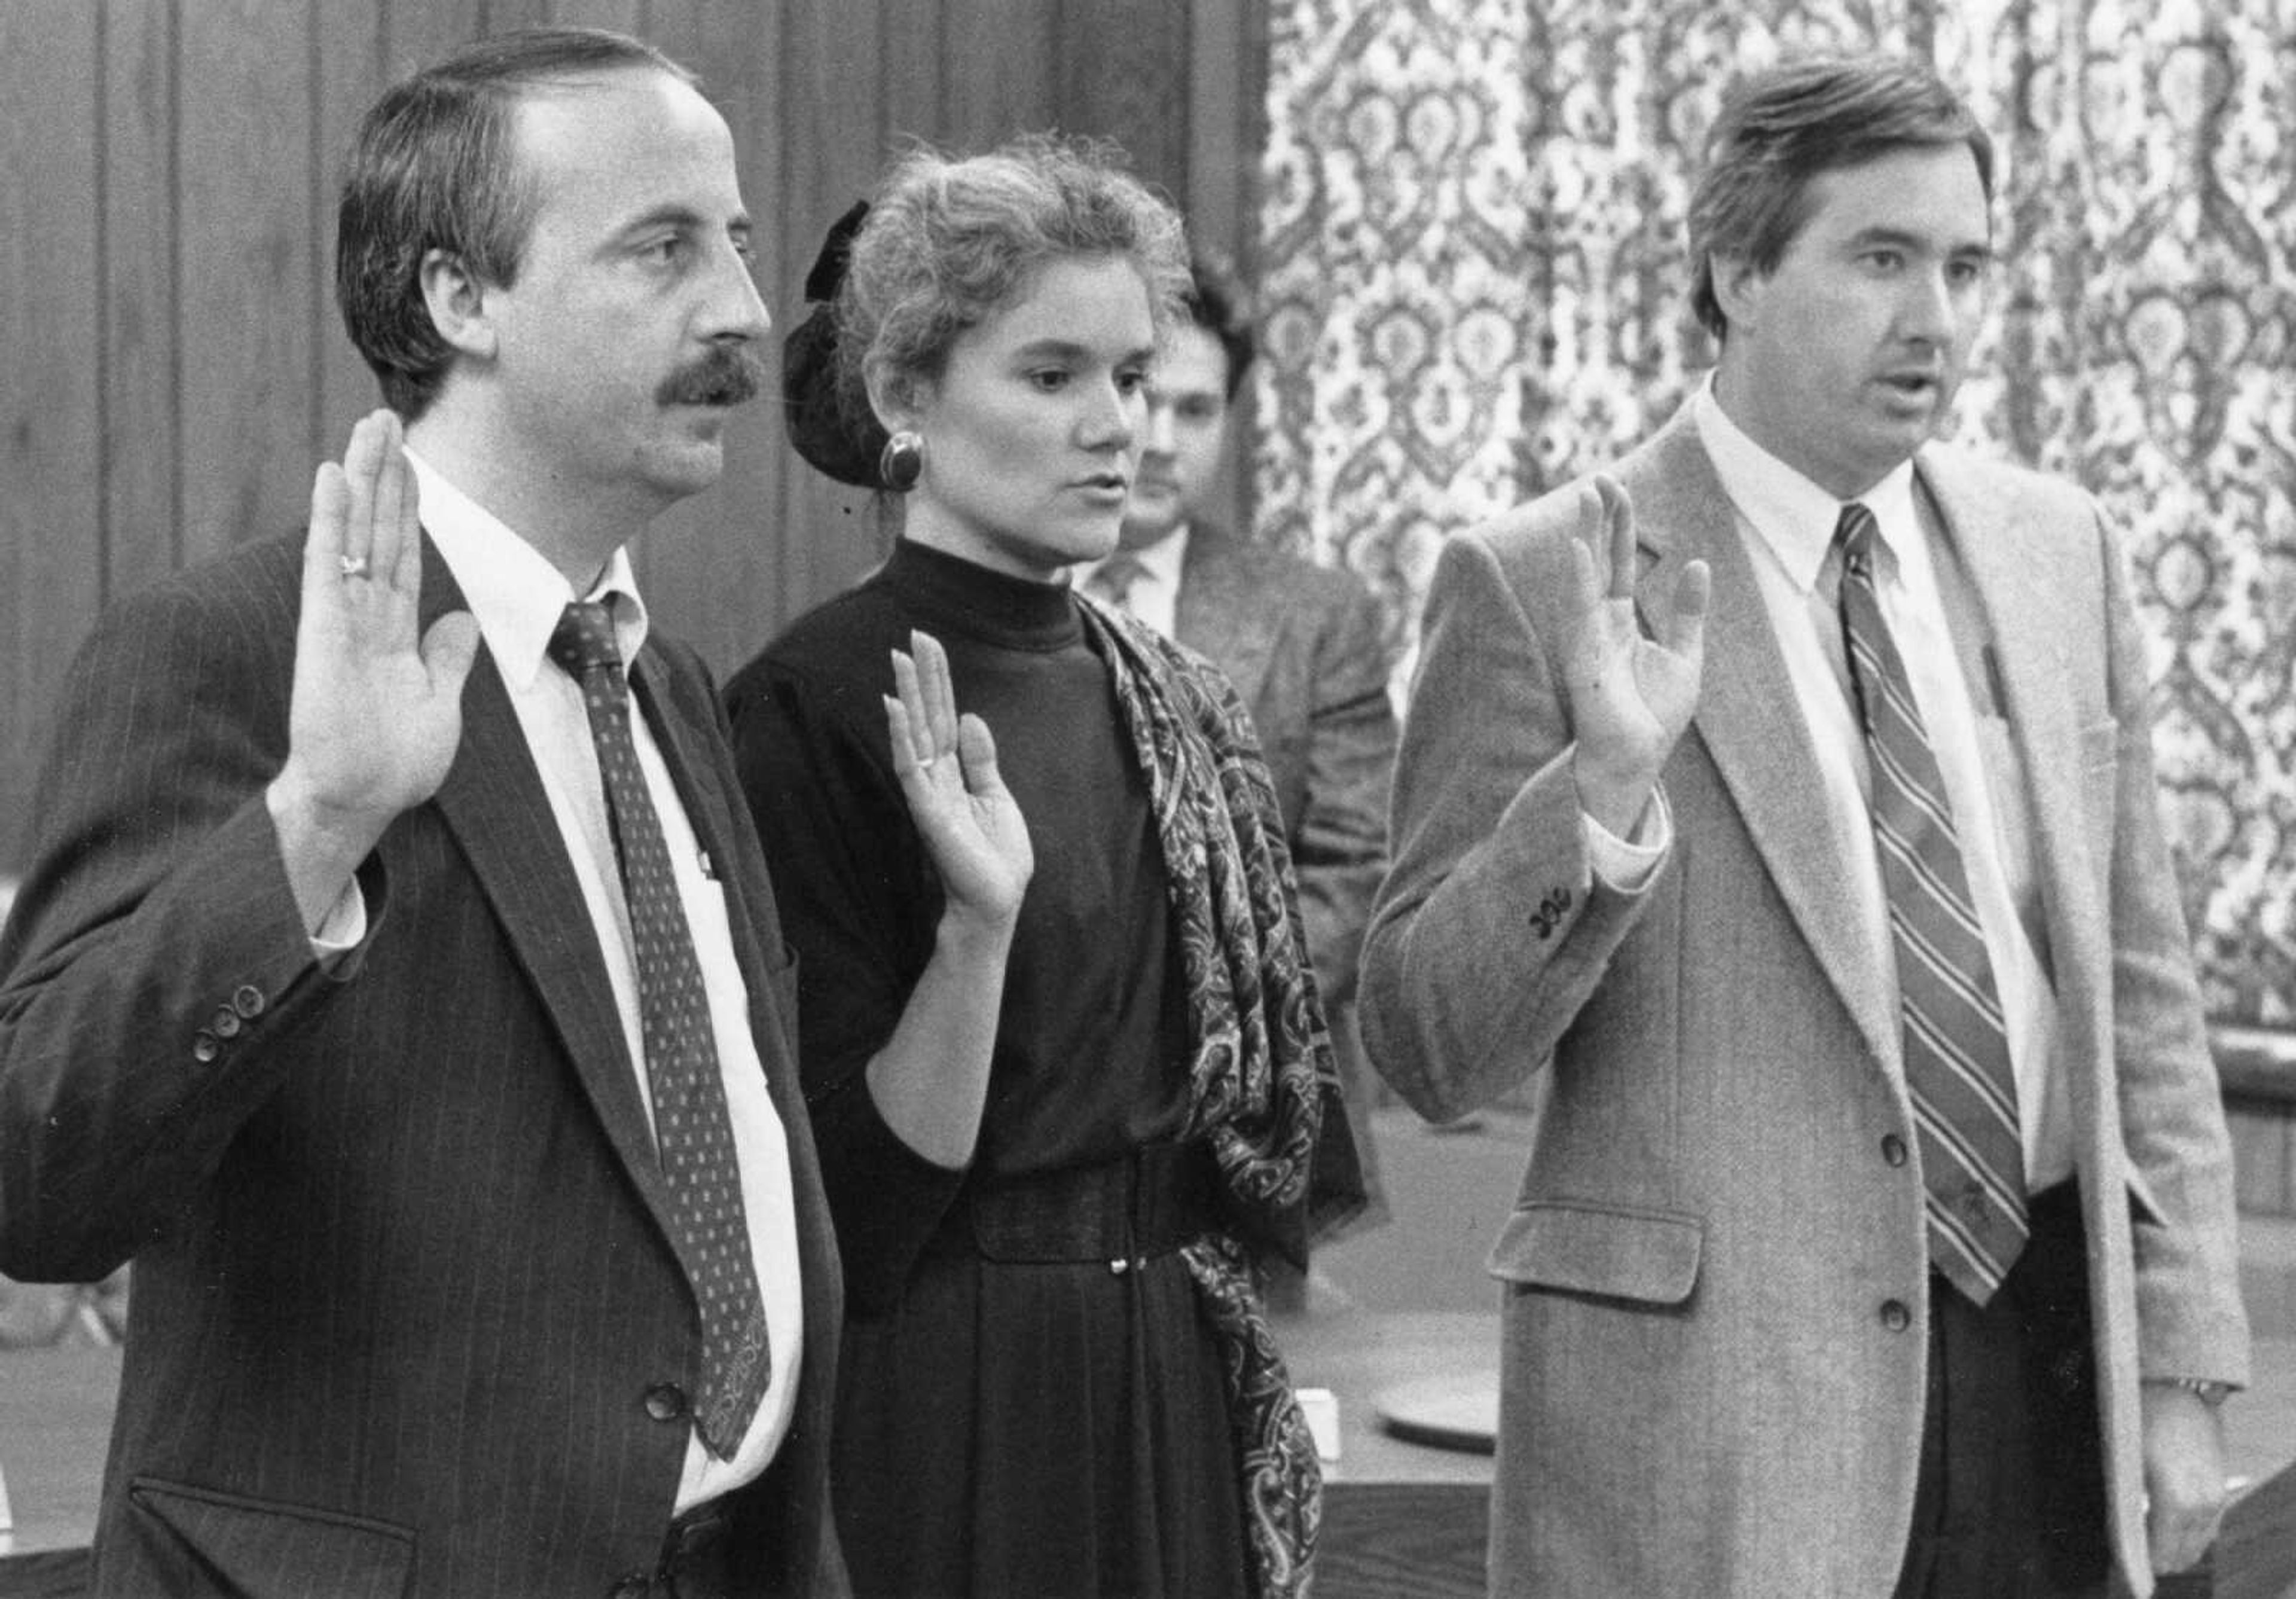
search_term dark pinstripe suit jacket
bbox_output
[0,531,846,1598]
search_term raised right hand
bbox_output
[1559,475,1710,837]
[268,411,481,924]
[884,629,1034,930]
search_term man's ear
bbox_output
[1709,252,1765,335]
[417,248,497,361]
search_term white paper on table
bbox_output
[1297,1387,1341,1463]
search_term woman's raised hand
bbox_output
[884,630,1034,928]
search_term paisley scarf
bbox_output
[1077,593,1366,1598]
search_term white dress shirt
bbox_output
[1689,386,2071,1189]
[408,451,805,1510]
[1076,524,1190,638]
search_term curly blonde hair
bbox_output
[835,133,1191,434]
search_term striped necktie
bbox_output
[549,599,771,1457]
[1834,502,2028,1304]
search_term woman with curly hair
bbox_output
[724,137,1360,1598]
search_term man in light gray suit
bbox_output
[1363,54,2248,1598]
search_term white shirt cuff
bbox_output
[1583,786,1672,894]
[308,877,368,969]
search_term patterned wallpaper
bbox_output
[1257,0,2296,1024]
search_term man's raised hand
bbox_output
[1558,475,1711,838]
[267,410,480,929]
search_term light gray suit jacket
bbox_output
[1361,404,2249,1597]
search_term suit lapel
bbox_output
[1625,411,1904,1077]
[418,542,677,1233]
[1915,457,2095,1026]
[630,650,740,903]
[632,646,846,1394]
[1176,525,1279,706]
[629,649,810,1140]
[1921,466,2160,1580]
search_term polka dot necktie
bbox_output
[549,600,770,1458]
[1834,503,2028,1305]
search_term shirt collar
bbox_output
[1080,522,1190,593]
[404,447,649,692]
[1691,379,1922,594]
[1134,523,1190,587]
[1129,523,1190,593]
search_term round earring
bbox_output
[878,429,924,493]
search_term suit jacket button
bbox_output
[1880,1134,1908,1167]
[643,1382,688,1423]
[233,984,266,1018]
[1879,1298,1912,1333]
[212,1008,243,1039]
[191,1030,220,1064]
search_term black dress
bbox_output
[725,538,1253,1599]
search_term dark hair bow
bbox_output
[804,199,871,303]
[783,199,888,489]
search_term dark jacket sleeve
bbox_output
[723,655,968,1315]
[1288,570,1397,1008]
[0,546,361,1282]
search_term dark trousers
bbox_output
[1893,1181,2122,1599]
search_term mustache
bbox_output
[657,345,765,407]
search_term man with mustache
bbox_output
[1364,54,2246,1597]
[0,29,844,1598]
[1077,254,1399,1259]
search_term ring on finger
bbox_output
[338,554,371,581]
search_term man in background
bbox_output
[0,30,842,1597]
[1082,254,1399,1241]
[1364,53,2247,1598]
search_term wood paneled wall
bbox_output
[0,0,1265,874]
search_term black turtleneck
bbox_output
[722,538,1191,1305]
